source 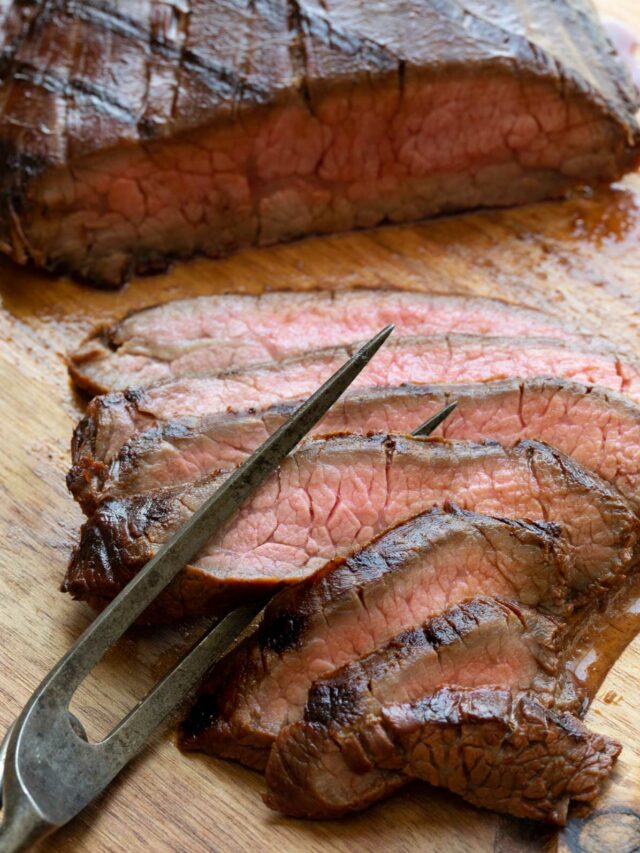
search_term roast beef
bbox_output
[68,334,640,512]
[69,291,572,394]
[69,377,640,512]
[265,685,620,823]
[63,435,640,621]
[179,506,574,769]
[1,1,637,285]
[261,597,575,820]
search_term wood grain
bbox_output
[0,4,639,849]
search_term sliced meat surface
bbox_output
[265,686,620,823]
[69,334,640,511]
[1,2,637,284]
[63,436,640,621]
[69,291,572,394]
[179,508,573,769]
[69,377,640,513]
[261,598,569,819]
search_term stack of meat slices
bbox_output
[66,289,640,823]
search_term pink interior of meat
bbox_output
[231,531,555,732]
[193,441,612,584]
[113,293,566,352]
[371,624,543,706]
[95,337,640,463]
[25,72,618,279]
[82,292,569,389]
[105,380,640,507]
[149,339,639,416]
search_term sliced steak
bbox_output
[261,597,588,819]
[70,377,640,512]
[69,334,640,512]
[265,686,620,823]
[178,507,573,769]
[63,436,640,621]
[69,291,572,394]
[1,1,637,285]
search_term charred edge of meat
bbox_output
[261,610,308,653]
[264,686,621,822]
[181,693,227,741]
[0,138,48,217]
[62,492,175,598]
[384,690,622,822]
[303,596,561,728]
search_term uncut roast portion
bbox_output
[1,0,638,284]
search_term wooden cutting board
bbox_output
[1,3,639,849]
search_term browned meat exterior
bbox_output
[69,377,640,513]
[179,507,574,769]
[265,686,620,823]
[63,436,640,622]
[0,1,638,285]
[68,334,640,513]
[69,291,572,393]
[261,598,569,820]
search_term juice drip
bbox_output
[565,572,640,705]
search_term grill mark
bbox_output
[168,0,191,126]
[9,59,139,122]
[0,2,269,125]
[262,610,306,653]
[285,0,311,108]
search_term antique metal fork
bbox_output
[0,324,456,852]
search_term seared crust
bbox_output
[264,687,620,822]
[261,598,617,822]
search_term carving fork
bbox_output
[0,324,456,851]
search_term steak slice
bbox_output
[63,436,640,621]
[178,507,573,769]
[265,685,620,823]
[261,597,600,820]
[69,377,640,512]
[69,333,640,511]
[69,291,572,394]
[1,1,637,285]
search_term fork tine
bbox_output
[102,601,263,763]
[411,401,458,437]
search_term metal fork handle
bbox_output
[0,601,263,852]
[0,779,50,853]
[0,721,52,852]
[0,712,88,852]
[0,724,12,810]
